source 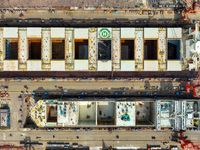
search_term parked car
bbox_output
[72,143,78,148]
[0,93,4,97]
[173,86,179,90]
[104,10,108,14]
[165,20,169,23]
[87,128,91,131]
[69,10,75,13]
[178,86,185,91]
[122,92,125,95]
[64,143,70,148]
[152,92,158,95]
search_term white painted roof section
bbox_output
[189,64,195,71]
[116,102,135,126]
[27,28,41,38]
[195,41,200,54]
[57,101,78,126]
[144,61,158,71]
[121,61,135,71]
[74,60,88,70]
[135,28,144,63]
[97,61,112,71]
[186,119,194,127]
[41,29,51,64]
[51,28,65,38]
[167,61,182,71]
[74,28,88,39]
[160,118,172,127]
[51,61,65,71]
[4,60,18,71]
[167,28,182,38]
[27,61,42,71]
[3,27,18,38]
[121,28,135,38]
[144,28,158,38]
[18,29,28,63]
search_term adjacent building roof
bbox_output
[0,108,10,127]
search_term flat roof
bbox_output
[0,109,9,127]
[31,100,78,127]
[116,102,135,126]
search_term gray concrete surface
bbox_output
[0,0,140,8]
[2,9,184,20]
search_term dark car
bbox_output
[165,20,169,23]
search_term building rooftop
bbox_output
[0,108,10,127]
[116,102,135,126]
[0,27,185,72]
[31,100,78,127]
[30,99,200,130]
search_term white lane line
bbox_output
[3,133,5,140]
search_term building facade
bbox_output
[30,99,200,130]
[0,27,182,71]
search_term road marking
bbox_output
[3,133,5,140]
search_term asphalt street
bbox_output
[0,9,199,27]
[1,9,199,20]
[0,130,182,149]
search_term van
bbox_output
[64,143,70,148]
[72,143,78,148]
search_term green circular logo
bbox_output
[99,28,111,38]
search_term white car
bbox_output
[20,133,25,136]
[173,86,178,90]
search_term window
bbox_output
[168,39,181,60]
[75,39,88,59]
[5,39,18,60]
[28,39,41,59]
[121,40,134,60]
[98,39,111,60]
[144,40,157,60]
[52,39,65,60]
